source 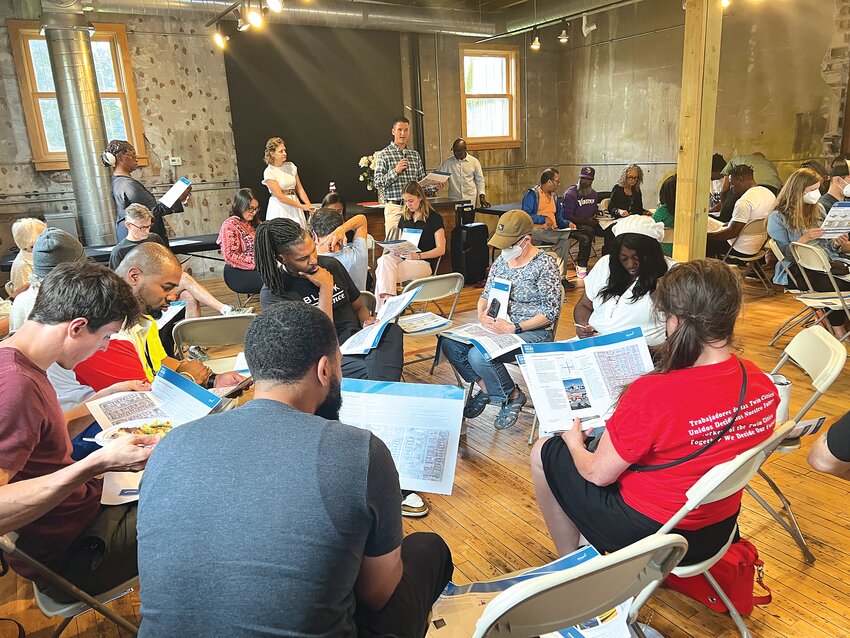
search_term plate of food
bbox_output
[94,419,175,446]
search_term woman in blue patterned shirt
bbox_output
[442,210,561,430]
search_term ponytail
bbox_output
[254,218,309,296]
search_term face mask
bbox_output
[501,243,523,261]
[842,181,850,199]
[802,189,821,205]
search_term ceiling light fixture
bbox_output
[246,0,264,28]
[721,0,730,7]
[233,8,250,31]
[558,20,569,44]
[213,23,229,48]
[530,30,541,51]
[267,0,283,12]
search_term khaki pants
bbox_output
[383,202,405,238]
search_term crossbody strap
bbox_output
[630,359,748,473]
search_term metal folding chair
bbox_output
[790,241,850,342]
[721,218,773,296]
[172,313,256,362]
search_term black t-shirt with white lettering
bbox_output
[259,255,362,342]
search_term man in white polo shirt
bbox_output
[437,138,490,208]
[706,163,776,258]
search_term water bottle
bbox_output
[329,181,336,193]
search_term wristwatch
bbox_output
[514,322,524,334]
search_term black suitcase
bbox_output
[451,204,489,284]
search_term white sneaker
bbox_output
[401,491,430,518]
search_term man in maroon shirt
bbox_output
[0,262,158,601]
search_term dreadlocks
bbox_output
[254,218,309,296]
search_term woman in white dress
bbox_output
[262,137,316,227]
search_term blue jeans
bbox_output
[441,328,552,402]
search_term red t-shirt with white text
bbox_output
[606,355,777,530]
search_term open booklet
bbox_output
[821,201,850,239]
[516,328,654,436]
[340,286,421,355]
[339,378,463,495]
[159,176,192,209]
[398,312,452,334]
[426,545,630,638]
[418,170,451,189]
[441,323,526,361]
[377,229,424,255]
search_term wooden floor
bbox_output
[2,269,849,637]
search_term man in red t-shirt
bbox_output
[0,262,158,601]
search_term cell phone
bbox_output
[486,299,500,319]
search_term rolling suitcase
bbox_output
[451,203,489,284]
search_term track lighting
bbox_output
[558,21,569,44]
[213,23,229,48]
[246,0,264,28]
[721,0,730,7]
[267,0,283,12]
[233,8,250,31]
[530,30,541,51]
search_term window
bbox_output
[7,21,146,171]
[459,44,520,150]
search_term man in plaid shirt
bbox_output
[374,117,437,230]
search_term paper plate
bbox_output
[93,419,174,446]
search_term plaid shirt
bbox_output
[373,142,435,201]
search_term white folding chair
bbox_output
[397,273,463,373]
[632,420,797,638]
[766,240,823,346]
[359,290,377,315]
[0,533,139,637]
[470,534,688,638]
[790,241,850,342]
[746,326,847,564]
[721,218,773,296]
[172,314,256,367]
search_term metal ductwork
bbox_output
[87,0,499,37]
[503,0,645,33]
[42,0,116,245]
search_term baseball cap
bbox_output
[578,166,595,180]
[488,209,533,249]
[32,228,86,277]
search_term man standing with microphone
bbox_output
[374,117,437,231]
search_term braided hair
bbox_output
[254,218,309,296]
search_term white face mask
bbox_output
[842,181,850,199]
[501,237,526,261]
[802,189,821,205]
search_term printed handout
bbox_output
[820,201,850,239]
[339,378,464,495]
[340,287,421,355]
[441,323,525,361]
[518,328,654,435]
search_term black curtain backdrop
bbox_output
[223,23,404,218]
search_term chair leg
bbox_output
[50,617,74,638]
[769,308,817,347]
[703,571,751,638]
[528,412,538,445]
[745,472,816,564]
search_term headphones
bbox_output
[101,151,116,167]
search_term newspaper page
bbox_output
[87,366,221,428]
[442,323,525,361]
[339,378,464,495]
[426,545,630,638]
[519,328,654,435]
[340,287,420,355]
[820,201,850,239]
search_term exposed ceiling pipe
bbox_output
[86,0,499,37]
[42,0,117,245]
[502,0,645,35]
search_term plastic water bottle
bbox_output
[328,181,336,193]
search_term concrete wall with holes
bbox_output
[0,7,238,282]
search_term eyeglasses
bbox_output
[128,221,152,231]
[626,175,639,181]
[245,206,260,213]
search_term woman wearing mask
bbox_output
[441,210,560,431]
[574,215,673,347]
[102,139,190,244]
[262,137,315,228]
[767,168,850,338]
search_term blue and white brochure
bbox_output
[339,378,464,495]
[519,327,653,435]
[86,365,221,429]
[159,175,192,209]
[340,286,421,355]
[427,545,631,638]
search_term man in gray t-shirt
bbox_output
[137,302,452,637]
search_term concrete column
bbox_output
[42,6,116,245]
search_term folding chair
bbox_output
[721,218,773,296]
[471,534,688,638]
[397,273,463,371]
[172,314,256,365]
[746,325,847,564]
[766,240,823,346]
[790,241,850,342]
[632,420,797,638]
[359,290,377,315]
[0,533,139,637]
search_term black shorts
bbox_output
[540,436,738,565]
[826,411,850,462]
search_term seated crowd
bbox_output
[3,135,850,637]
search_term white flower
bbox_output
[370,159,377,170]
[359,156,369,168]
[367,184,373,190]
[359,175,364,181]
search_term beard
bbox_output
[135,290,164,319]
[578,184,593,197]
[314,373,343,421]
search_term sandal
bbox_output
[464,390,491,419]
[494,388,527,430]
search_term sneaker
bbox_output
[561,278,576,291]
[188,345,210,362]
[401,491,430,518]
[577,266,588,278]
[463,390,491,419]
[494,388,527,430]
[222,305,254,315]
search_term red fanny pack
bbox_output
[665,538,772,615]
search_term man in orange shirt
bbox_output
[520,167,576,292]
